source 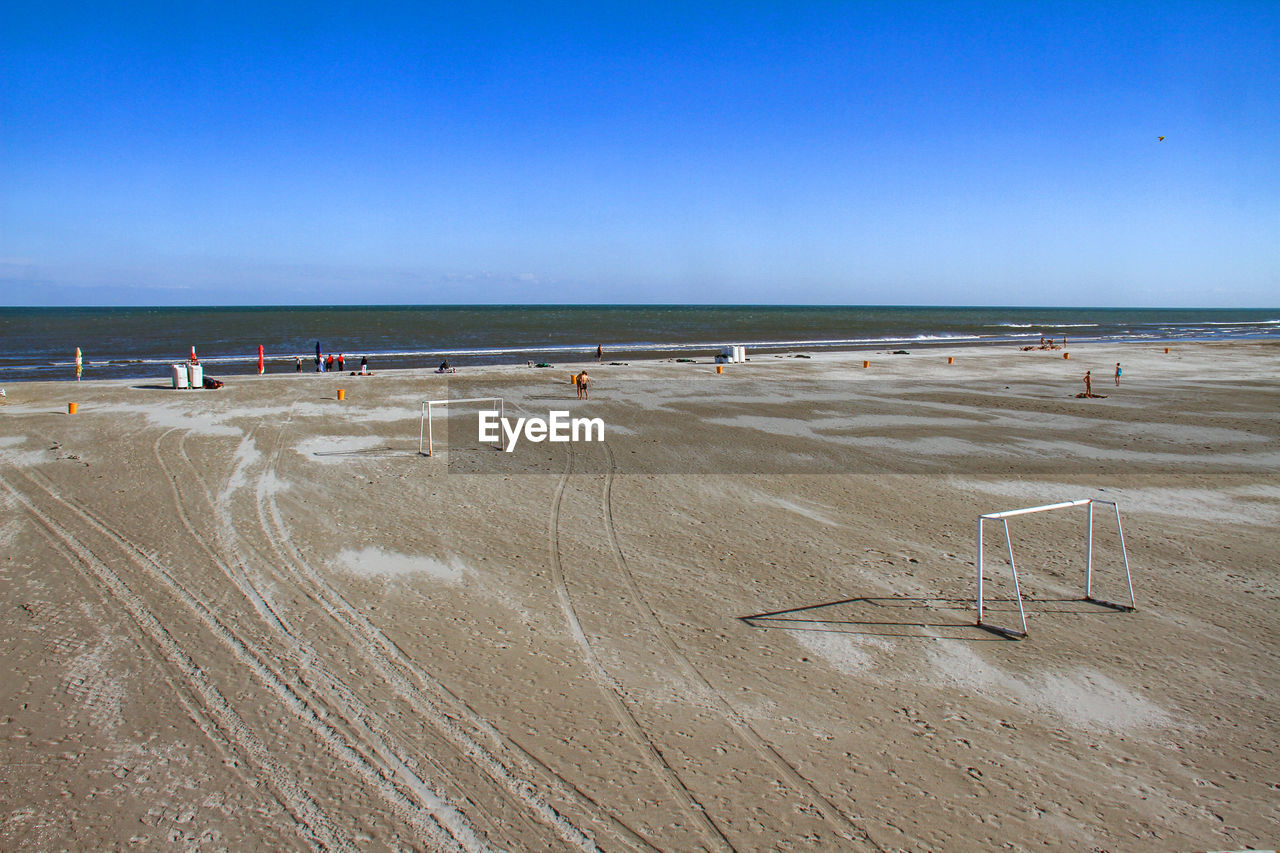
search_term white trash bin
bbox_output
[188,362,203,389]
[172,364,189,389]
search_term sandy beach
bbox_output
[1,341,1276,852]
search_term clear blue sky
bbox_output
[2,2,1277,307]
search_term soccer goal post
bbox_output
[976,498,1135,639]
[419,397,503,457]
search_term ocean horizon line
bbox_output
[4,303,1279,311]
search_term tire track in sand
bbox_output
[158,427,496,850]
[166,425,498,837]
[0,470,351,852]
[250,412,650,852]
[598,442,885,852]
[549,445,736,852]
[16,465,481,853]
[157,428,301,648]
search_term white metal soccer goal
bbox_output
[419,397,504,457]
[976,498,1135,639]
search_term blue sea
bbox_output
[1,305,1277,383]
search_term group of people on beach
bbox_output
[568,344,601,398]
[299,352,369,374]
[1022,336,1067,351]
[1081,363,1122,397]
[305,352,344,372]
[285,343,609,380]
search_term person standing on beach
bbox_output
[326,353,334,372]
[576,370,591,399]
[1083,370,1092,396]
[295,356,302,372]
[596,344,602,363]
[1114,363,1121,386]
[360,355,368,374]
[338,353,345,372]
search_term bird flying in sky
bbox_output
[1158,136,1166,141]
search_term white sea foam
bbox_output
[1199,319,1280,326]
[986,323,1099,329]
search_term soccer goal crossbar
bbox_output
[977,498,1135,639]
[419,397,503,457]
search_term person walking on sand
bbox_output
[576,370,591,399]
[295,356,302,372]
[596,344,602,363]
[1083,370,1092,397]
[1114,362,1121,386]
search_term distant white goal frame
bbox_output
[977,499,1135,639]
[419,397,503,457]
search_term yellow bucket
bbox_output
[337,389,345,401]
[1063,352,1070,359]
[947,356,954,364]
[68,402,78,415]
[716,365,723,374]
[862,360,870,368]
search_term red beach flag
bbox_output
[258,344,264,374]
